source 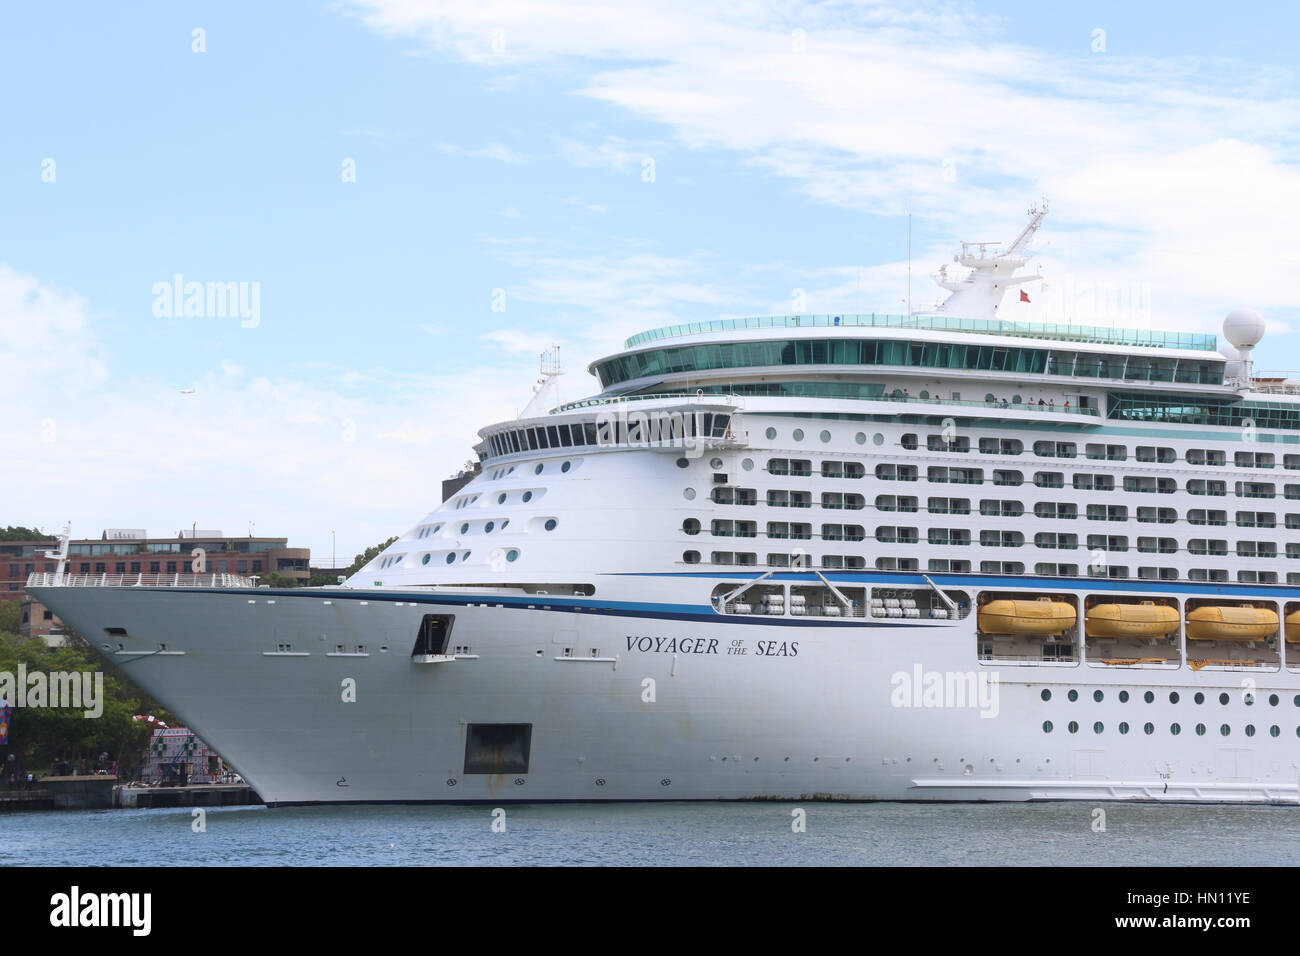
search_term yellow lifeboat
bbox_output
[1085,601,1179,639]
[978,597,1076,636]
[1185,604,1278,641]
[1286,609,1300,644]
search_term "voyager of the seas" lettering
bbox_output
[624,636,799,657]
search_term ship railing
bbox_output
[623,314,1220,352]
[25,571,257,589]
[554,391,1102,416]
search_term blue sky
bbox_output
[3,0,1299,561]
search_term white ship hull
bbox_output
[33,577,1300,806]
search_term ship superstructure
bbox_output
[30,207,1300,805]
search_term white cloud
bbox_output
[347,0,1300,333]
[0,264,538,562]
[560,195,608,214]
[435,140,527,163]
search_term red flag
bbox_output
[1019,290,1030,303]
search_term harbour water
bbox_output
[4,801,1300,866]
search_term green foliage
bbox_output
[0,630,171,779]
[347,537,397,576]
[0,600,19,635]
[258,571,300,589]
[0,526,54,542]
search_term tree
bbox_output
[0,600,20,635]
[347,537,397,576]
[0,526,54,542]
[0,628,172,779]
[258,571,300,589]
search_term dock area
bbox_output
[0,778,262,812]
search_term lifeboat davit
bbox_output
[1085,601,1179,639]
[978,597,1075,636]
[1185,604,1278,641]
[1285,609,1300,643]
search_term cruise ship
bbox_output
[30,205,1300,805]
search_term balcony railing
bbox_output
[26,571,256,589]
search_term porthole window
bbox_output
[1119,690,1129,703]
[485,522,495,533]
[683,519,700,535]
[1169,723,1181,735]
[683,488,696,500]
[522,491,533,503]
[421,554,431,565]
[1244,692,1255,706]
[1067,689,1078,702]
[506,549,519,562]
[445,554,455,564]
[1067,721,1078,734]
[1144,691,1154,703]
[498,493,507,504]
[1118,721,1129,735]
[1219,693,1229,705]
[1093,690,1103,702]
[710,457,723,470]
[683,551,700,564]
[1093,721,1103,734]
[1245,724,1256,737]
[1042,720,1053,733]
[792,428,804,442]
[1040,689,1051,702]
[676,458,689,469]
[544,519,557,531]
[1270,694,1280,707]
[1143,722,1154,735]
[1220,724,1231,736]
[1195,723,1206,736]
[561,461,571,473]
[872,433,884,446]
[742,458,754,471]
[820,430,831,443]
[855,432,866,445]
[461,551,471,561]
[1295,695,1300,707]
[460,523,469,534]
[1169,691,1180,704]
[1271,725,1281,737]
[1194,692,1204,705]
[765,427,777,440]
[501,520,509,529]
[535,464,544,475]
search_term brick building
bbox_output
[3,529,310,641]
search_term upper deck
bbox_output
[622,314,1219,353]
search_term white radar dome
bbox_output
[1223,309,1266,349]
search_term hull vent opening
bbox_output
[464,723,532,774]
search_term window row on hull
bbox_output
[594,340,1225,389]
[483,414,731,459]
[682,550,1293,584]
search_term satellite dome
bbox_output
[1223,309,1266,349]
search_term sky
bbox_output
[3,0,1299,564]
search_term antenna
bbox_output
[907,212,912,316]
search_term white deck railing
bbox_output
[26,571,256,589]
